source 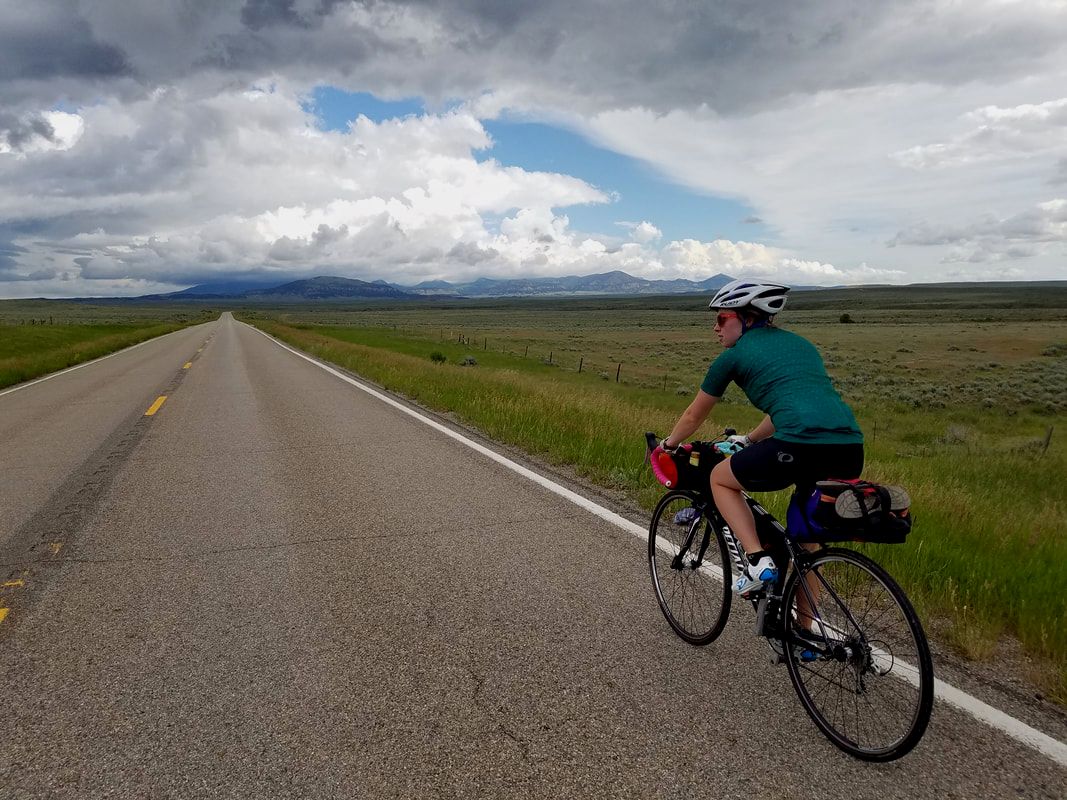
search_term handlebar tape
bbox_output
[649,444,690,488]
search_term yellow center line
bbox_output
[49,542,63,557]
[0,608,8,624]
[183,362,192,369]
[145,395,167,416]
[2,579,24,588]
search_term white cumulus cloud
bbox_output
[3,84,878,295]
[893,98,1067,170]
[890,197,1067,263]
[3,2,1067,294]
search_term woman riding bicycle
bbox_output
[659,280,864,596]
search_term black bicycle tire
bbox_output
[647,490,732,646]
[781,547,934,761]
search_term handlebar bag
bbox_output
[648,441,724,493]
[786,479,913,543]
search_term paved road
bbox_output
[1,313,1064,798]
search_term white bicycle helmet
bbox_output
[708,279,790,315]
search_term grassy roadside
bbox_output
[0,322,191,391]
[246,318,1067,704]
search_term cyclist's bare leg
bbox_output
[709,459,760,553]
[712,460,823,634]
[795,544,821,634]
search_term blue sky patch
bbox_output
[306,87,765,244]
[480,119,766,244]
[306,86,424,129]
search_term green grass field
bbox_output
[0,301,208,390]
[240,290,1067,702]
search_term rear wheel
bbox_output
[648,491,731,645]
[782,547,934,761]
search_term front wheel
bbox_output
[648,491,732,645]
[781,547,934,761]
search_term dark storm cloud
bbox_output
[0,88,214,207]
[0,240,29,271]
[0,5,130,83]
[888,200,1067,264]
[0,240,57,282]
[240,0,345,30]
[358,1,1067,112]
[447,240,498,264]
[0,264,59,282]
[2,2,1065,115]
[0,111,56,151]
[241,0,308,30]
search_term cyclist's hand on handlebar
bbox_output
[715,434,750,456]
[645,431,677,455]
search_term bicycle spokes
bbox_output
[670,518,705,570]
[782,549,933,761]
[648,492,732,646]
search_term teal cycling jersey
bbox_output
[700,326,863,445]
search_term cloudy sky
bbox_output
[1,0,1066,298]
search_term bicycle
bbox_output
[644,430,934,762]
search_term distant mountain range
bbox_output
[249,276,414,300]
[163,270,738,300]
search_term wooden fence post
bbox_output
[578,357,583,373]
[615,363,621,383]
[1042,426,1054,453]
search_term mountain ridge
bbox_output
[245,276,418,300]
[168,270,739,300]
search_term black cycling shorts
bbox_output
[728,437,864,494]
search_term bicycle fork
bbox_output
[671,517,712,570]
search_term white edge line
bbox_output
[0,322,201,400]
[244,321,1067,769]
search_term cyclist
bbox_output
[659,279,864,596]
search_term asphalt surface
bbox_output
[1,312,1064,799]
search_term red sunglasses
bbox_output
[715,311,740,327]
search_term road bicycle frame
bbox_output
[670,488,829,655]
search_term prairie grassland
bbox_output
[0,300,217,390]
[246,300,1067,702]
[0,324,190,390]
[0,299,218,326]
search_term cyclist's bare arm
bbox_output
[664,390,718,447]
[747,415,775,442]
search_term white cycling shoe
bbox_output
[733,556,778,596]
